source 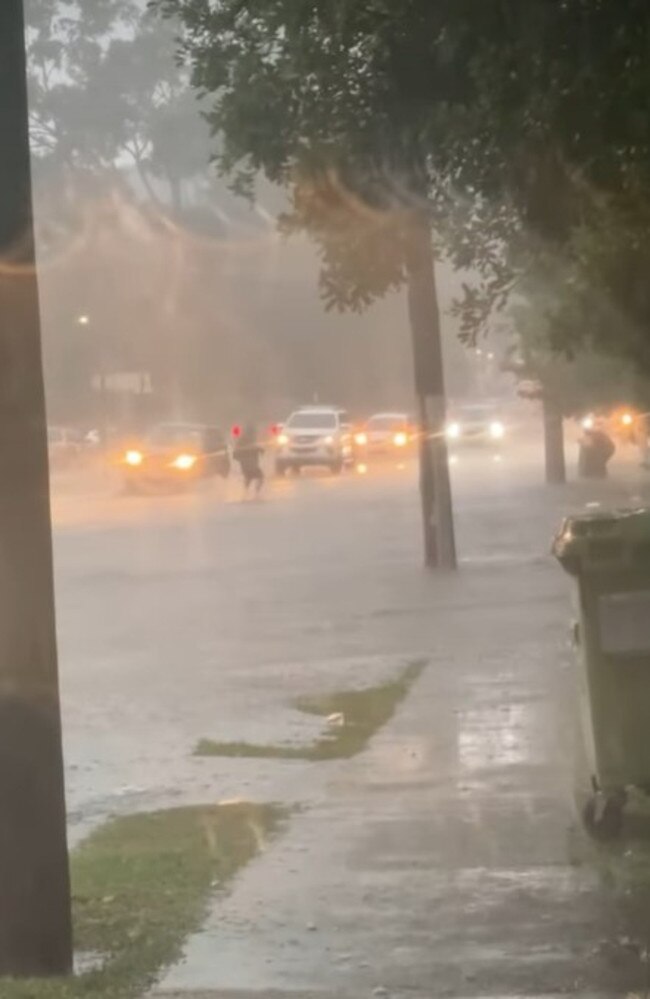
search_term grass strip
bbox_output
[195,658,426,761]
[2,802,285,999]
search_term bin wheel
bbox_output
[583,789,627,840]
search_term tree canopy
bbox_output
[26,0,212,204]
[154,0,500,311]
[154,1,650,373]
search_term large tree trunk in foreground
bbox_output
[543,397,566,484]
[404,214,457,569]
[0,0,72,977]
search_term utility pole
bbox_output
[405,212,457,569]
[542,394,567,485]
[0,0,73,977]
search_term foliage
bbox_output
[551,207,650,381]
[22,3,476,437]
[435,1,650,371]
[25,0,211,201]
[34,0,650,376]
[508,298,639,419]
[154,0,650,380]
[153,0,511,313]
[25,1,223,425]
[34,0,650,411]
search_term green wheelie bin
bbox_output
[553,508,650,837]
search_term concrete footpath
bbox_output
[149,461,650,999]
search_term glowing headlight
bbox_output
[172,453,197,470]
[324,435,335,445]
[581,415,595,431]
[446,422,461,440]
[393,431,408,447]
[355,432,368,446]
[277,433,289,446]
[490,421,505,440]
[622,412,633,427]
[125,450,143,467]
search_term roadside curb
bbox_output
[152,991,614,999]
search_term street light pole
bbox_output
[79,313,110,446]
[0,0,72,977]
[405,212,457,569]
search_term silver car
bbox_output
[275,407,354,475]
[445,403,506,446]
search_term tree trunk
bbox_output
[169,175,183,214]
[404,214,457,569]
[0,1,72,977]
[135,161,164,210]
[543,397,566,484]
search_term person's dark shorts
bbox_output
[243,467,264,486]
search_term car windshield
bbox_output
[457,406,497,421]
[147,426,203,448]
[367,415,406,431]
[286,412,337,429]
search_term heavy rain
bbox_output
[1,1,650,997]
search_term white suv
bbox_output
[275,407,353,475]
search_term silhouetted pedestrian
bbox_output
[233,425,264,495]
[579,426,615,479]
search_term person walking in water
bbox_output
[233,424,265,496]
[578,421,616,479]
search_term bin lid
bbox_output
[553,507,650,575]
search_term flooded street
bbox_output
[46,446,650,996]
[1,2,649,992]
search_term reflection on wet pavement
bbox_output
[457,699,534,772]
[50,456,650,995]
[158,556,639,997]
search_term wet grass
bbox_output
[2,802,285,999]
[195,658,426,761]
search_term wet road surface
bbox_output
[49,441,650,996]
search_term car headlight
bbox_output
[581,415,595,431]
[324,435,335,445]
[446,423,461,440]
[621,412,634,427]
[172,453,197,470]
[393,431,408,447]
[125,449,143,467]
[490,421,505,440]
[277,433,289,446]
[355,432,368,446]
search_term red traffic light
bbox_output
[231,425,242,438]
